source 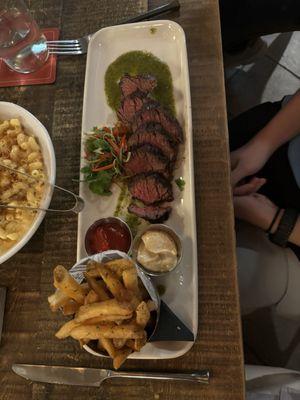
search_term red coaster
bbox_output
[0,28,59,87]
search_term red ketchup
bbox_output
[85,218,132,255]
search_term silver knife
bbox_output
[12,364,210,386]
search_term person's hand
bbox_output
[231,138,274,190]
[233,193,279,231]
[234,176,266,196]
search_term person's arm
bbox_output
[231,92,300,188]
[233,193,300,247]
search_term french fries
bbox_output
[75,299,132,322]
[113,348,132,370]
[70,323,144,340]
[84,273,110,301]
[61,299,80,316]
[84,290,100,305]
[48,290,69,311]
[55,319,80,339]
[54,265,86,304]
[96,264,132,302]
[49,257,157,369]
[136,301,150,328]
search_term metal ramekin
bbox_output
[131,224,183,277]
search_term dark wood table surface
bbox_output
[0,0,245,399]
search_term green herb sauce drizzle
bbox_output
[104,50,175,115]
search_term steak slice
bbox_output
[117,92,147,125]
[128,122,177,162]
[128,203,172,223]
[132,101,184,144]
[119,74,157,97]
[124,144,170,178]
[129,173,173,205]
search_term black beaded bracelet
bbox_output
[269,208,299,247]
[265,208,282,234]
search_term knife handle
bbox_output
[108,369,210,384]
[119,0,180,24]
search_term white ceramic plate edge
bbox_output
[78,21,198,359]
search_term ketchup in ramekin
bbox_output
[85,217,132,255]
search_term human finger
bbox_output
[233,177,266,196]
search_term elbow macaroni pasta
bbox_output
[0,118,46,255]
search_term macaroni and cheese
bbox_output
[0,118,46,255]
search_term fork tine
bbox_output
[46,40,80,45]
[48,50,83,55]
[47,44,82,49]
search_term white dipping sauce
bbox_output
[137,230,178,272]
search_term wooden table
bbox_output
[0,0,245,399]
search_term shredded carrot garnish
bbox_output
[92,162,114,172]
[106,137,120,155]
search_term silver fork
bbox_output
[47,0,180,55]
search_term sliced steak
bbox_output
[124,144,170,178]
[128,122,177,162]
[129,173,173,205]
[119,74,157,97]
[132,101,184,144]
[128,203,172,223]
[117,92,147,125]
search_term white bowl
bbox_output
[0,102,56,264]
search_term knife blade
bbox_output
[12,364,104,387]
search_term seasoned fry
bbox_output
[55,319,80,339]
[54,265,86,304]
[99,337,116,358]
[134,331,147,351]
[113,348,132,370]
[70,324,145,340]
[84,273,110,301]
[96,264,132,302]
[122,269,139,297]
[105,259,134,277]
[75,299,132,323]
[146,300,157,312]
[136,301,150,328]
[48,289,69,311]
[84,289,100,305]
[113,338,127,349]
[125,339,135,350]
[82,314,132,325]
[97,339,105,351]
[85,261,100,278]
[61,299,80,316]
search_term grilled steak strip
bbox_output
[124,144,170,178]
[119,74,157,97]
[129,173,174,205]
[132,101,184,144]
[117,92,148,126]
[128,203,172,223]
[129,122,177,162]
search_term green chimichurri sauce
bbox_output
[104,51,175,115]
[114,183,141,236]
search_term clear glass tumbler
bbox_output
[0,0,48,74]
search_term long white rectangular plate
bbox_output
[78,20,198,359]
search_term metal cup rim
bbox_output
[131,223,183,277]
[84,216,133,256]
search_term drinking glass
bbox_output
[0,0,48,74]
